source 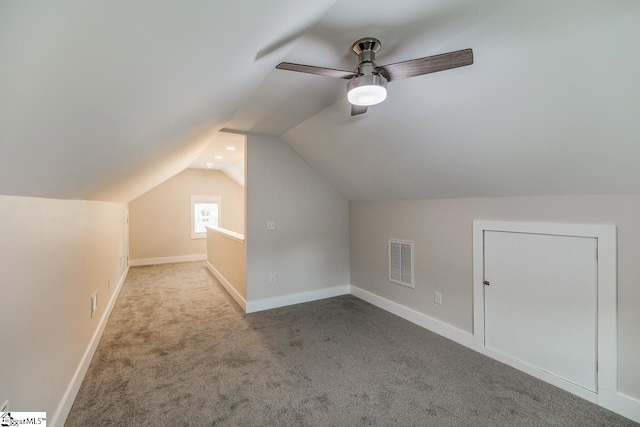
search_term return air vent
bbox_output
[389,239,414,288]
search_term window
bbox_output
[191,195,221,239]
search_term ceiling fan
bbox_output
[276,37,473,116]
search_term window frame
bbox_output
[190,195,221,239]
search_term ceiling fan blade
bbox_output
[276,62,358,79]
[351,105,368,116]
[377,48,473,82]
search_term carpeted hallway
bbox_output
[65,262,634,426]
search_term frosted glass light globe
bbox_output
[347,85,387,106]
[346,74,389,107]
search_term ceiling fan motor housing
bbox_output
[347,38,388,106]
[352,37,382,76]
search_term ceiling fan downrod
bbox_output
[352,37,382,76]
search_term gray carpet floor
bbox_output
[65,262,636,426]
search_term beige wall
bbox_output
[0,195,127,421]
[246,133,350,301]
[349,194,640,400]
[207,228,246,300]
[129,168,244,260]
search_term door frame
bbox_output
[472,221,616,402]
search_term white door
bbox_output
[483,231,598,392]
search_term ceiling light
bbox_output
[347,74,388,106]
[215,155,223,160]
[226,146,236,151]
[205,163,214,168]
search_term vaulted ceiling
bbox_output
[280,0,640,200]
[1,0,639,203]
[0,0,337,201]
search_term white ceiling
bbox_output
[228,0,507,136]
[189,132,245,186]
[0,0,336,201]
[190,132,244,171]
[281,0,640,200]
[1,0,639,202]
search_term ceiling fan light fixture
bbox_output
[347,74,388,106]
[276,37,474,116]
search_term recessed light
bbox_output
[205,163,214,168]
[226,146,236,151]
[215,155,223,160]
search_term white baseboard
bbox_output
[129,253,206,266]
[349,285,640,424]
[205,261,247,311]
[349,286,475,348]
[479,346,597,403]
[247,285,350,313]
[599,389,640,424]
[50,266,129,427]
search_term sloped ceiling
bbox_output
[0,0,336,202]
[279,0,640,200]
[2,0,639,203]
[229,0,508,136]
[189,132,245,186]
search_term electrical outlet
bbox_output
[434,292,442,305]
[266,221,276,231]
[269,274,276,284]
[1,399,9,412]
[91,293,98,317]
[107,279,111,290]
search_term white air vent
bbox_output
[389,239,414,288]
